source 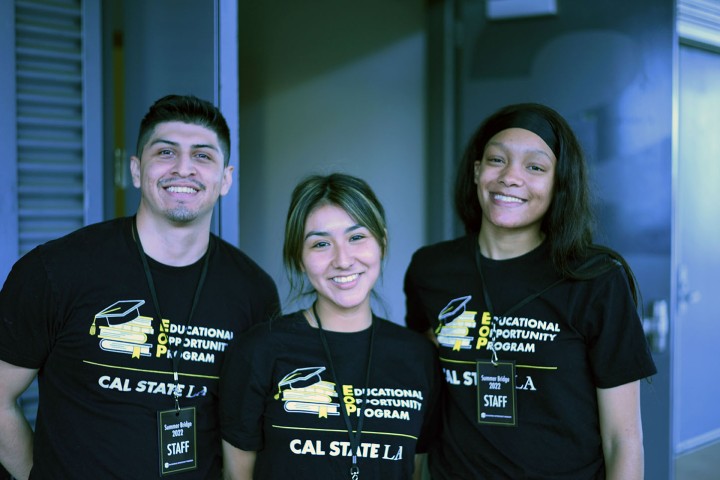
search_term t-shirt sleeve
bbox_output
[415,344,443,454]
[404,252,432,333]
[262,279,282,321]
[0,247,56,368]
[584,265,657,388]
[254,273,281,325]
[219,326,272,451]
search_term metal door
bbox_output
[674,42,720,470]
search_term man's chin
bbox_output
[165,208,199,223]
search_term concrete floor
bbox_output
[675,440,720,480]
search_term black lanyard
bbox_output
[132,217,210,411]
[313,303,376,480]
[474,242,564,364]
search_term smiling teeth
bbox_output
[167,186,197,194]
[494,194,523,203]
[333,274,359,284]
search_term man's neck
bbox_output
[134,212,211,266]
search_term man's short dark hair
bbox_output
[136,94,231,165]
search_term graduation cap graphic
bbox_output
[436,295,477,351]
[438,295,472,325]
[90,300,154,358]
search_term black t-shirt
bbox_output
[220,311,441,480]
[404,236,657,480]
[0,217,279,479]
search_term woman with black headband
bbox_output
[220,173,441,479]
[404,103,656,479]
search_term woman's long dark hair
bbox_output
[455,103,639,303]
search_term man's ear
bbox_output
[130,156,141,189]
[220,165,234,196]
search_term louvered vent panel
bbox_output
[678,0,720,47]
[15,0,85,256]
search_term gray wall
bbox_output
[237,1,427,320]
[101,0,427,320]
[102,0,216,220]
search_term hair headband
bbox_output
[486,109,558,156]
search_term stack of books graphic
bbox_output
[438,311,476,350]
[437,295,476,350]
[278,367,340,417]
[93,300,154,358]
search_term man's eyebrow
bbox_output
[149,138,219,152]
[149,138,179,148]
[191,143,220,152]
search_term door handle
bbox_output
[643,299,669,354]
[678,264,701,313]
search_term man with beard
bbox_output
[0,95,279,479]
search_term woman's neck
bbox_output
[306,300,373,333]
[478,226,545,260]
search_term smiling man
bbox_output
[0,95,279,479]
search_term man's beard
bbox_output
[165,206,198,223]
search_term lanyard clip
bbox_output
[173,371,181,412]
